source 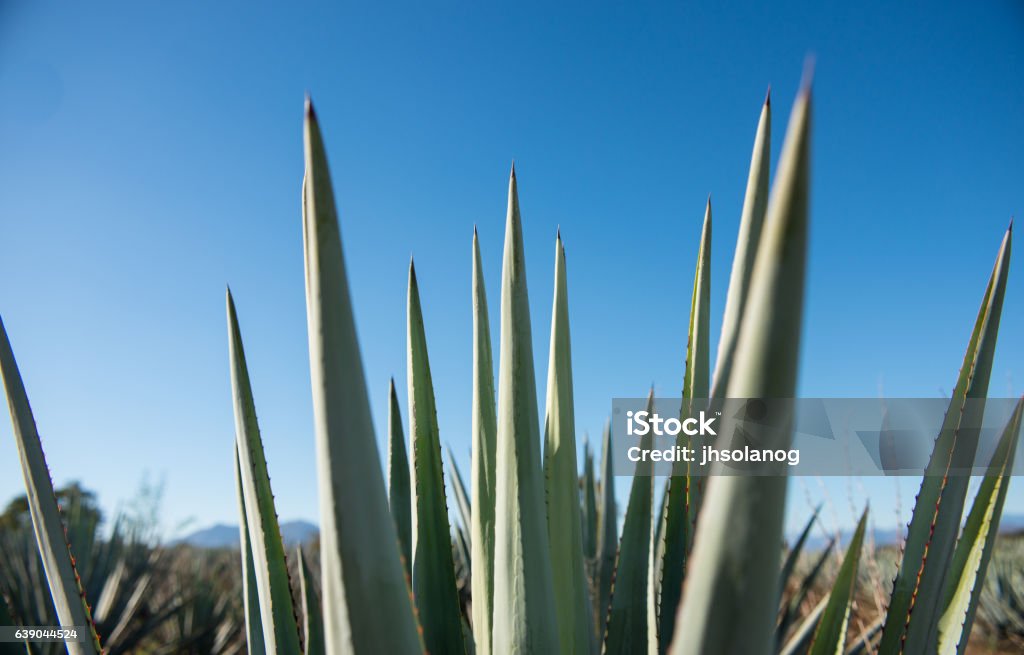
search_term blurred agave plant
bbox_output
[0,483,244,655]
[2,68,1022,655]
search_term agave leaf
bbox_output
[406,262,468,655]
[880,224,1012,654]
[670,82,811,655]
[455,523,472,578]
[234,444,267,655]
[779,506,820,602]
[777,596,826,655]
[302,99,423,654]
[298,547,325,655]
[387,378,413,579]
[0,316,101,655]
[582,439,599,560]
[492,166,560,654]
[596,419,618,636]
[807,509,867,655]
[779,538,834,641]
[845,616,884,655]
[226,291,302,654]
[710,91,771,400]
[470,226,498,655]
[542,233,595,655]
[653,201,712,654]
[605,392,655,654]
[937,396,1023,654]
[447,445,472,541]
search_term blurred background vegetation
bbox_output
[2,483,1023,654]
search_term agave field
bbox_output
[1,75,1022,655]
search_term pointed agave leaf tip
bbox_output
[0,315,102,655]
[492,151,559,653]
[305,95,316,120]
[407,261,467,654]
[542,231,593,654]
[227,294,302,654]
[879,226,1011,653]
[800,55,816,92]
[302,102,422,653]
[765,85,771,106]
[470,219,498,655]
[670,82,810,655]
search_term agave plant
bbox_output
[2,69,1022,655]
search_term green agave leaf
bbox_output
[937,396,1024,655]
[0,316,101,655]
[455,523,472,579]
[880,223,1012,654]
[605,392,655,654]
[650,478,670,654]
[302,99,423,655]
[542,233,595,655]
[596,419,618,637]
[778,596,826,655]
[670,82,811,655]
[582,438,598,560]
[807,508,867,655]
[226,291,302,655]
[446,445,472,542]
[388,378,413,580]
[779,538,834,642]
[470,226,498,655]
[845,617,883,655]
[710,91,771,400]
[779,507,819,602]
[234,444,267,655]
[492,166,560,654]
[654,200,712,654]
[298,547,325,655]
[407,262,468,655]
[776,508,821,646]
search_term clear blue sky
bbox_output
[1,2,1022,540]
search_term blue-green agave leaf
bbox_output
[407,262,468,655]
[302,99,423,655]
[670,82,811,655]
[880,223,1011,653]
[298,547,325,655]
[605,392,656,654]
[937,396,1023,654]
[710,91,771,400]
[470,226,498,655]
[491,166,560,654]
[388,378,413,580]
[234,444,267,655]
[543,233,595,655]
[597,420,618,637]
[653,201,711,654]
[447,445,472,541]
[807,508,868,655]
[226,291,302,655]
[0,316,101,655]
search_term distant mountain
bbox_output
[176,520,318,549]
[796,512,1024,551]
